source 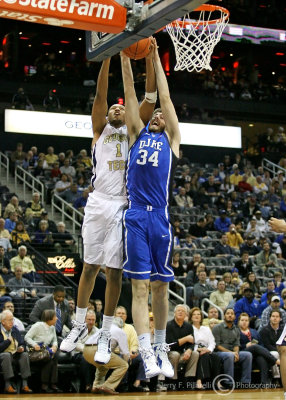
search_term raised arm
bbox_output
[91,58,111,146]
[152,43,181,157]
[138,49,157,126]
[120,53,145,147]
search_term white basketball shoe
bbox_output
[60,320,88,352]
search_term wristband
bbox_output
[145,91,157,103]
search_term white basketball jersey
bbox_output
[91,123,128,196]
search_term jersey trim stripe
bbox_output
[123,209,128,268]
[91,144,97,188]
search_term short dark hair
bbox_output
[41,309,56,322]
[224,307,235,315]
[152,108,162,118]
[270,309,281,318]
[53,285,65,294]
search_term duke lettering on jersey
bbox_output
[139,138,163,151]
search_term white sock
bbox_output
[284,392,286,400]
[138,333,152,349]
[76,307,87,324]
[102,315,114,331]
[154,329,166,344]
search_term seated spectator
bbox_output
[77,175,89,192]
[45,146,58,167]
[33,211,57,233]
[174,187,193,209]
[245,271,261,298]
[36,153,49,170]
[73,189,90,214]
[245,218,261,242]
[260,295,286,328]
[214,210,231,233]
[171,251,186,278]
[231,269,243,292]
[29,285,72,337]
[84,318,129,395]
[25,309,62,393]
[22,150,36,171]
[220,175,234,194]
[0,237,12,253]
[3,196,23,220]
[242,194,260,220]
[238,312,279,385]
[166,304,199,387]
[189,307,221,389]
[182,233,197,250]
[4,211,18,233]
[33,159,46,180]
[33,220,54,250]
[10,142,26,174]
[226,224,244,253]
[234,287,260,327]
[10,245,36,276]
[25,192,45,222]
[212,308,252,387]
[189,217,207,239]
[3,301,25,331]
[238,174,253,193]
[260,280,277,304]
[223,272,238,295]
[213,233,235,258]
[274,271,285,295]
[206,268,218,289]
[53,222,76,253]
[254,210,268,234]
[11,221,31,247]
[193,186,212,209]
[229,165,243,187]
[50,161,61,181]
[256,241,279,276]
[71,310,97,392]
[0,218,11,240]
[60,158,76,179]
[240,234,260,256]
[205,213,215,231]
[185,263,206,288]
[202,306,223,327]
[193,270,214,305]
[11,88,33,110]
[254,176,268,195]
[186,253,202,274]
[0,245,13,283]
[55,173,72,197]
[234,251,253,278]
[79,149,92,168]
[259,310,283,380]
[7,266,37,299]
[61,183,80,204]
[209,280,233,312]
[0,310,32,394]
[203,175,220,198]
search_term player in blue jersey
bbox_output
[120,39,181,379]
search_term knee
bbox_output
[106,268,122,282]
[82,263,99,278]
[132,280,149,300]
[223,352,235,362]
[169,351,180,363]
[151,281,168,297]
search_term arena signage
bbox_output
[0,0,126,32]
[5,109,242,148]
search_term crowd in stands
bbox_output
[2,141,286,392]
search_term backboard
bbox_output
[86,0,207,62]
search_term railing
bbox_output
[15,165,45,201]
[168,279,186,304]
[51,193,83,235]
[0,152,9,183]
[201,298,224,319]
[262,158,286,178]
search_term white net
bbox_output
[166,6,229,73]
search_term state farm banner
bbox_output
[0,0,126,33]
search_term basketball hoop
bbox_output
[166,4,229,73]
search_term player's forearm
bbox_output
[94,58,110,102]
[121,54,137,100]
[145,57,156,93]
[153,51,170,101]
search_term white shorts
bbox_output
[82,190,127,269]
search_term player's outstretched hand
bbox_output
[269,217,286,233]
[146,37,156,59]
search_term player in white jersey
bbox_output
[60,56,156,364]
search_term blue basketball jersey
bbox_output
[126,126,177,209]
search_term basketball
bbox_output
[123,37,152,60]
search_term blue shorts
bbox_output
[123,205,174,282]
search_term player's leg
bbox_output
[278,346,286,399]
[60,262,100,352]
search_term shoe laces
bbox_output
[97,331,111,352]
[140,347,156,363]
[155,343,170,358]
[65,320,85,340]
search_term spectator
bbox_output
[11,87,33,110]
[260,280,277,304]
[8,266,37,299]
[50,161,61,181]
[209,280,233,312]
[166,304,199,387]
[189,217,207,240]
[245,218,261,242]
[189,307,221,389]
[25,192,45,222]
[242,194,260,221]
[33,159,46,180]
[29,285,72,336]
[214,210,231,233]
[10,142,26,171]
[53,222,76,253]
[240,234,260,256]
[234,287,260,327]
[43,89,61,112]
[0,245,12,282]
[206,268,218,289]
[245,272,261,298]
[259,310,283,380]
[175,187,193,209]
[78,149,92,168]
[3,301,25,331]
[0,218,11,240]
[278,235,286,259]
[260,295,286,328]
[61,183,80,204]
[238,174,253,193]
[229,165,243,187]
[34,211,57,233]
[238,312,279,385]
[193,186,212,209]
[185,263,206,288]
[186,253,202,274]
[25,309,62,393]
[84,318,129,395]
[256,241,279,276]
[183,233,197,250]
[202,306,223,327]
[226,224,244,252]
[212,308,252,387]
[71,310,97,392]
[73,189,90,214]
[60,158,76,179]
[55,173,72,197]
[213,233,234,258]
[95,299,103,328]
[234,251,253,278]
[0,237,12,253]
[205,213,215,231]
[193,271,214,305]
[0,310,32,394]
[11,221,31,247]
[4,211,18,233]
[254,176,268,195]
[10,245,36,275]
[171,251,186,278]
[3,196,23,219]
[33,220,54,250]
[254,210,268,234]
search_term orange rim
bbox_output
[169,4,229,27]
